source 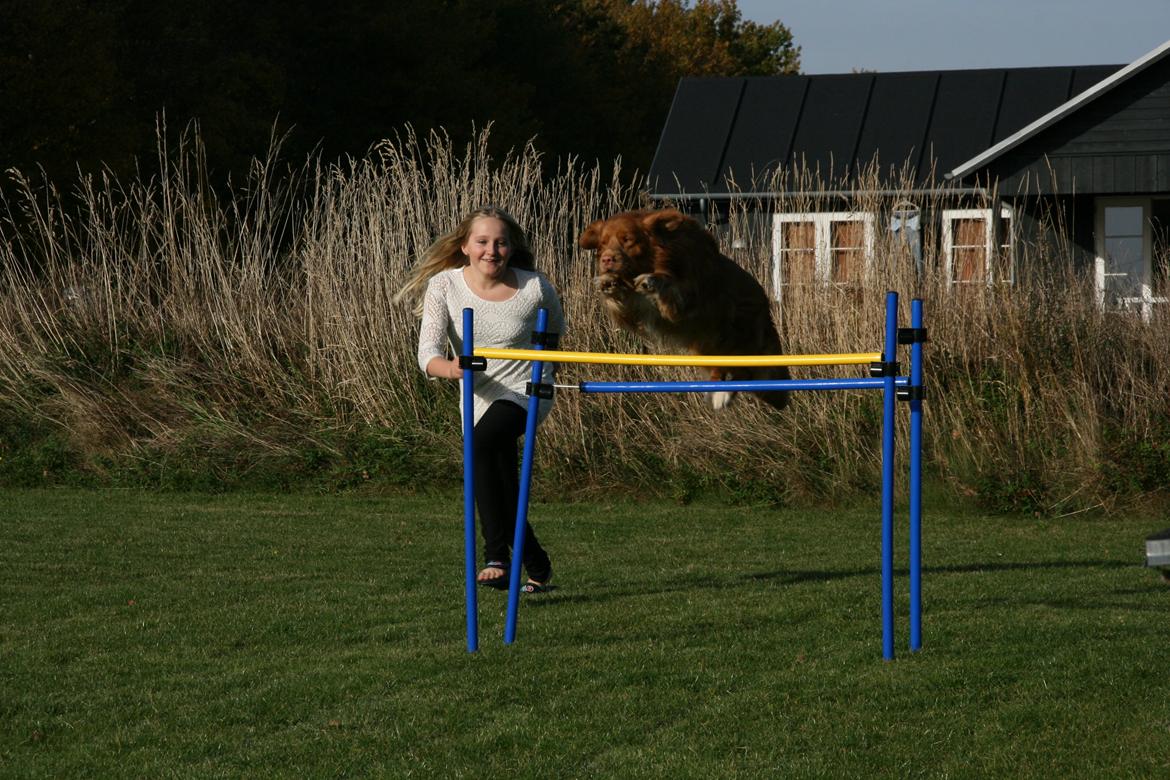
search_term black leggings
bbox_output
[473,400,551,581]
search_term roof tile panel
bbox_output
[920,69,1006,182]
[852,71,940,183]
[718,76,810,191]
[647,78,743,195]
[994,67,1077,142]
[787,73,875,183]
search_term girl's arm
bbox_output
[417,275,461,381]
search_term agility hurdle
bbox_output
[459,291,925,660]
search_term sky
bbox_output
[738,0,1170,74]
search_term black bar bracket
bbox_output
[898,327,929,345]
[458,355,487,371]
[530,331,560,349]
[526,382,555,400]
[897,385,926,402]
[869,361,901,378]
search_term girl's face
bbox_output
[462,217,512,280]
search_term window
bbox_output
[1095,199,1169,322]
[772,212,874,291]
[779,220,816,285]
[941,206,1014,286]
[1153,199,1170,305]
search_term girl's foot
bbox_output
[477,562,508,589]
[521,571,553,594]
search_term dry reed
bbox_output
[1,127,1166,511]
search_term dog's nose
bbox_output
[599,255,615,270]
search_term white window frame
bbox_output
[771,211,875,293]
[941,205,1015,286]
[1094,197,1168,322]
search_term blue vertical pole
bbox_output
[504,308,549,645]
[462,308,478,653]
[909,298,924,652]
[881,291,898,661]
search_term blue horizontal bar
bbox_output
[578,377,909,394]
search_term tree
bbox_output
[0,1,126,183]
[588,0,800,78]
[0,0,801,186]
[563,0,801,169]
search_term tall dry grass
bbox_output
[0,127,1166,510]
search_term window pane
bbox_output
[783,221,815,251]
[831,220,864,250]
[832,248,862,283]
[782,250,816,284]
[1104,236,1144,279]
[994,215,1013,284]
[992,249,1012,285]
[952,247,985,283]
[1104,206,1143,237]
[954,218,986,247]
[781,221,816,285]
[1104,271,1140,300]
[830,220,864,283]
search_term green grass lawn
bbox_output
[2,487,1168,778]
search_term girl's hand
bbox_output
[426,357,463,380]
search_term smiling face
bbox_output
[462,216,512,281]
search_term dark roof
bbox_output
[647,64,1123,197]
[947,39,1170,180]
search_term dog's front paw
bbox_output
[634,273,667,296]
[595,273,623,296]
[710,390,735,410]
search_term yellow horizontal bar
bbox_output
[474,347,882,368]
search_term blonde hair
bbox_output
[396,206,535,315]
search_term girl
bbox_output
[398,206,564,593]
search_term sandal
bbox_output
[477,562,509,590]
[521,572,554,594]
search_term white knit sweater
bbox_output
[417,267,565,425]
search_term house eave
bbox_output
[647,187,989,202]
[944,38,1170,182]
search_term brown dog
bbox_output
[578,208,789,410]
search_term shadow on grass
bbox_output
[522,558,1142,609]
[745,558,1134,583]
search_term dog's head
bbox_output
[578,209,688,280]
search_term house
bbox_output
[646,39,1170,320]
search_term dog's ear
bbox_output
[641,208,687,236]
[578,220,604,250]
